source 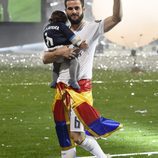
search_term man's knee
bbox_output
[70,132,85,144]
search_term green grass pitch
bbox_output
[0,66,158,158]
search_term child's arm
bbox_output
[60,23,88,49]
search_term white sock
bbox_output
[79,135,107,158]
[61,147,76,158]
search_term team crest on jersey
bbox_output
[95,20,102,23]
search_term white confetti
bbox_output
[6,145,12,148]
[154,93,158,96]
[44,137,49,140]
[131,92,135,96]
[45,127,50,130]
[36,143,40,146]
[135,109,147,114]
[120,128,125,131]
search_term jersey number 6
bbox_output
[44,32,54,47]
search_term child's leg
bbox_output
[69,58,80,89]
[69,58,78,81]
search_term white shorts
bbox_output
[70,108,84,132]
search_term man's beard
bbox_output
[67,13,84,25]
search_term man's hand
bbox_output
[59,46,77,59]
[43,46,77,64]
[79,41,88,49]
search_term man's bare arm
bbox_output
[42,46,76,64]
[104,0,122,33]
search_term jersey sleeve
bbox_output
[90,20,104,40]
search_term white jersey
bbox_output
[57,20,104,84]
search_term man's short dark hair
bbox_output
[49,10,67,23]
[64,0,84,8]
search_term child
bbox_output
[43,10,88,90]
